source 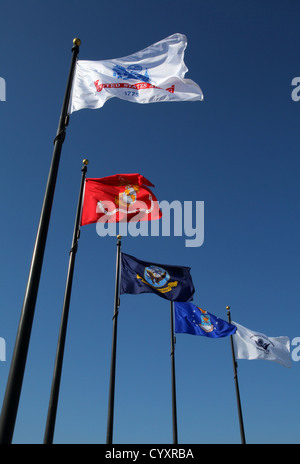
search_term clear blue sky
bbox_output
[0,0,299,444]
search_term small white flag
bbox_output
[232,322,291,368]
[69,33,203,113]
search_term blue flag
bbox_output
[174,302,237,338]
[120,253,195,302]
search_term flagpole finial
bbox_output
[226,306,231,314]
[82,159,89,165]
[73,38,81,47]
[117,235,122,240]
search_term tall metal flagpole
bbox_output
[43,159,88,444]
[226,306,246,445]
[106,235,122,444]
[0,38,81,444]
[170,301,178,444]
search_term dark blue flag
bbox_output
[174,302,237,338]
[120,253,195,302]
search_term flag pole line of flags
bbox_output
[0,35,292,446]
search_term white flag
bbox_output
[232,322,291,368]
[69,33,203,113]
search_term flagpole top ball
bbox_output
[73,38,81,46]
[117,235,122,240]
[82,159,89,165]
[226,306,230,310]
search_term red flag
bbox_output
[80,173,162,226]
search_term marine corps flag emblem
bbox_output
[80,173,162,225]
[120,252,195,302]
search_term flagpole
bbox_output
[226,306,246,445]
[170,301,178,444]
[0,38,81,445]
[106,235,122,444]
[43,159,88,444]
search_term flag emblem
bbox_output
[96,179,157,218]
[115,184,139,207]
[113,64,150,82]
[144,265,170,288]
[250,335,274,354]
[198,307,214,333]
[137,265,177,294]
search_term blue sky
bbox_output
[0,0,299,444]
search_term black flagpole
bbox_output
[106,235,122,444]
[43,159,88,445]
[170,301,178,444]
[0,38,81,444]
[226,306,246,445]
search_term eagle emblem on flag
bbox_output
[197,307,214,333]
